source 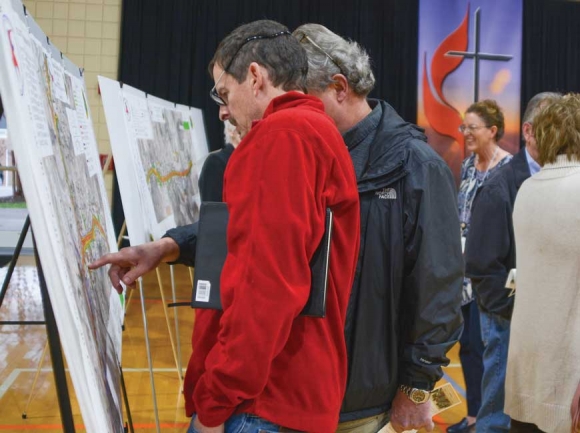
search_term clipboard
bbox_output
[191,202,333,317]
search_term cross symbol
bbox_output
[446,7,513,102]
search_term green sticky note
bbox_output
[183,121,190,130]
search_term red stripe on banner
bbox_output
[421,5,469,180]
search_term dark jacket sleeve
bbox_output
[162,222,198,267]
[400,158,464,390]
[465,183,513,319]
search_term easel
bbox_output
[103,153,184,385]
[0,216,134,433]
[114,216,186,385]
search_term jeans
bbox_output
[459,300,484,417]
[188,413,282,433]
[476,310,511,432]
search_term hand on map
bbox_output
[88,238,180,292]
[389,389,434,432]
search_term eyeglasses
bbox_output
[209,30,292,106]
[458,124,489,134]
[297,33,348,78]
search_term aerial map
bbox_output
[99,77,208,243]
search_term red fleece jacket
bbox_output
[183,92,360,433]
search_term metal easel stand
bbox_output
[169,264,183,381]
[34,241,77,432]
[1,216,134,432]
[119,222,183,387]
[138,277,161,433]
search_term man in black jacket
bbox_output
[464,92,560,433]
[293,24,463,433]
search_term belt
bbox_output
[278,428,303,432]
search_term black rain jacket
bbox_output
[339,100,463,421]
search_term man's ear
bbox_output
[332,74,349,103]
[522,122,533,141]
[248,62,265,97]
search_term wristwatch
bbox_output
[399,384,430,404]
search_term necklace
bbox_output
[460,145,500,230]
[474,144,500,179]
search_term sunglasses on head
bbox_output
[210,30,292,106]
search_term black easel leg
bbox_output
[0,216,30,309]
[119,365,134,433]
[35,245,76,433]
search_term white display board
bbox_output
[0,1,124,431]
[99,76,209,244]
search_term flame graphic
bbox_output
[422,4,470,177]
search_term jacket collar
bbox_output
[357,99,426,189]
[252,91,324,129]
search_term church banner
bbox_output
[417,0,523,181]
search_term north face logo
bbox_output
[376,188,397,200]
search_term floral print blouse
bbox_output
[458,152,513,304]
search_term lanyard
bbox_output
[460,145,499,230]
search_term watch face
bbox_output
[411,389,429,403]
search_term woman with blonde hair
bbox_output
[506,93,580,433]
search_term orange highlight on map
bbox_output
[81,215,106,262]
[146,161,193,185]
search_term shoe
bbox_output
[447,418,476,433]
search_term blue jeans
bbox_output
[459,301,484,417]
[188,413,282,433]
[476,310,511,433]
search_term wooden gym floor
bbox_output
[0,257,467,432]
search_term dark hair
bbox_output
[466,99,505,141]
[208,20,307,92]
[535,93,580,165]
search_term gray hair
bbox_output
[522,92,562,125]
[293,24,375,97]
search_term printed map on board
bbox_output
[0,1,123,431]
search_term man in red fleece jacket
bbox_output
[186,19,360,433]
[91,19,360,433]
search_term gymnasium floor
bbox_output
[0,259,467,432]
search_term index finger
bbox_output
[88,252,118,270]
